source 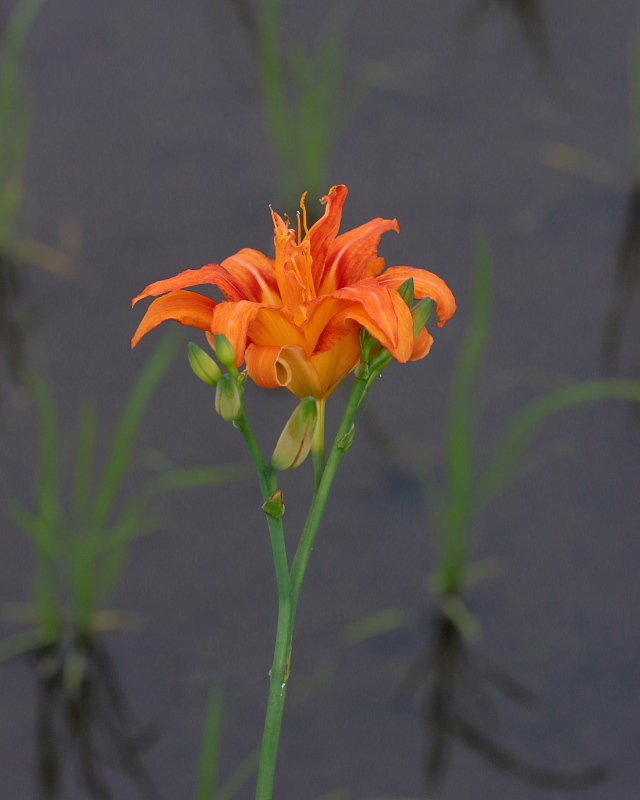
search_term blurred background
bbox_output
[1,0,640,798]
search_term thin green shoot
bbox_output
[4,330,244,659]
[438,230,492,594]
[257,0,358,216]
[194,678,259,800]
[432,233,640,611]
[196,679,223,800]
[632,10,640,179]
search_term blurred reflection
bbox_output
[30,635,162,800]
[601,183,640,378]
[464,0,561,91]
[401,608,611,794]
[0,252,36,385]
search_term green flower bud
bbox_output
[214,334,236,368]
[215,373,242,421]
[412,297,436,337]
[397,277,415,308]
[187,342,222,386]
[270,397,318,470]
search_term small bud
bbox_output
[187,342,222,386]
[355,362,369,380]
[214,334,236,368]
[397,278,414,308]
[412,297,436,337]
[337,423,355,453]
[270,397,318,470]
[263,490,285,519]
[215,373,242,421]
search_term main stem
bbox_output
[234,411,292,800]
[242,362,385,800]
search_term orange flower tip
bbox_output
[270,397,318,470]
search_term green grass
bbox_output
[430,233,640,616]
[257,0,361,217]
[3,330,244,660]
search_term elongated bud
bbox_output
[214,334,236,368]
[412,297,436,337]
[271,397,318,470]
[215,373,242,420]
[187,342,222,386]
[397,278,414,308]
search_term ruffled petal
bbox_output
[132,263,250,305]
[311,329,361,398]
[328,279,415,360]
[307,185,349,284]
[210,300,268,366]
[131,290,217,347]
[319,218,400,293]
[410,326,434,360]
[245,344,322,398]
[221,248,280,304]
[376,266,457,327]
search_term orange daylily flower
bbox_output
[132,185,456,399]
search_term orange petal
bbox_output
[307,185,349,284]
[410,327,434,360]
[319,218,400,294]
[132,262,251,306]
[131,290,217,347]
[245,344,322,398]
[210,300,267,366]
[329,279,415,360]
[311,329,361,398]
[221,248,280,304]
[302,295,351,353]
[376,266,457,327]
[248,307,307,350]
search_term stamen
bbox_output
[299,192,309,237]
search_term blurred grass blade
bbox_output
[340,608,409,645]
[93,329,182,531]
[215,748,260,800]
[0,0,45,136]
[477,379,640,506]
[440,231,492,589]
[29,373,60,549]
[196,679,223,800]
[632,13,640,179]
[257,0,291,199]
[0,0,44,214]
[146,464,245,495]
[72,395,97,527]
[0,628,45,662]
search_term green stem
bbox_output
[242,356,388,800]
[311,398,326,492]
[234,408,293,800]
[290,370,376,606]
